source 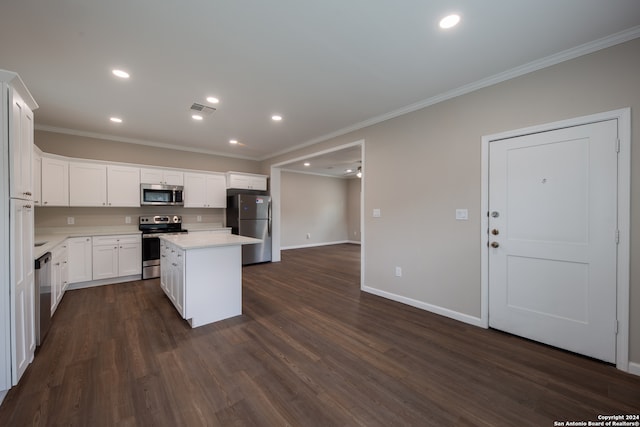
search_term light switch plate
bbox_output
[455,209,468,220]
[373,208,381,218]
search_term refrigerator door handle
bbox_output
[268,201,272,236]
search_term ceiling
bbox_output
[1,1,639,171]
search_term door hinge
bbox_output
[616,138,620,153]
[615,320,619,335]
[615,229,620,244]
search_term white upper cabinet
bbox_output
[107,165,140,207]
[69,162,140,207]
[184,172,226,208]
[69,161,107,206]
[9,89,34,199]
[41,157,69,206]
[226,172,268,191]
[140,168,183,186]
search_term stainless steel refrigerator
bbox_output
[226,193,271,265]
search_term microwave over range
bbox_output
[140,184,184,206]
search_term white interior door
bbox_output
[488,120,618,363]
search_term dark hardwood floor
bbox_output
[1,244,638,426]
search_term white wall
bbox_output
[263,38,640,366]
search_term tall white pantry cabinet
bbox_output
[0,70,38,399]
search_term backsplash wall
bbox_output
[35,206,225,229]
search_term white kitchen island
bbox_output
[159,233,262,328]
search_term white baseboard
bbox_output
[282,240,355,250]
[361,286,484,328]
[628,361,640,377]
[67,275,141,290]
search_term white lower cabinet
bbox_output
[92,235,141,280]
[67,237,92,283]
[160,242,185,317]
[10,200,34,384]
[51,242,68,315]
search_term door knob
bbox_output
[491,229,499,235]
[490,242,500,248]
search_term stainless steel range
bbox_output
[139,215,188,279]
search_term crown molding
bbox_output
[34,124,259,161]
[259,25,640,161]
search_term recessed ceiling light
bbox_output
[439,14,460,29]
[110,117,123,123]
[345,169,353,173]
[112,69,130,79]
[229,139,238,144]
[206,97,219,104]
[304,162,310,167]
[271,115,282,121]
[192,114,203,121]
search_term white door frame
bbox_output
[269,139,365,289]
[480,108,631,372]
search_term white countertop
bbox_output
[159,233,262,250]
[34,226,142,259]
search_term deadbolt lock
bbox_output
[491,211,499,218]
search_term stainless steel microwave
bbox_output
[140,184,184,206]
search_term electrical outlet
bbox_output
[125,216,131,224]
[306,233,311,239]
[197,215,202,222]
[67,217,74,225]
[395,266,402,277]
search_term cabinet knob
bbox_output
[44,201,48,205]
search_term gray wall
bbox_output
[35,130,261,174]
[347,177,361,242]
[281,171,352,248]
[263,39,640,365]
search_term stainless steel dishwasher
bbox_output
[35,252,52,347]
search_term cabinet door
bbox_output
[228,174,251,189]
[9,91,33,199]
[10,200,34,384]
[160,241,168,292]
[51,242,68,313]
[163,170,184,186]
[92,245,119,280]
[107,165,140,207]
[69,162,107,206]
[118,240,141,276]
[174,252,185,317]
[41,157,69,206]
[140,168,164,184]
[33,151,41,205]
[205,174,226,207]
[250,176,267,191]
[67,237,93,283]
[184,173,206,207]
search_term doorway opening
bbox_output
[270,139,365,290]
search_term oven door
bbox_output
[142,235,161,279]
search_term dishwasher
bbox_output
[35,252,52,347]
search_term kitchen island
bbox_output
[159,233,262,328]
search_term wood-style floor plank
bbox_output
[0,244,638,426]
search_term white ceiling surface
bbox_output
[1,1,639,169]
